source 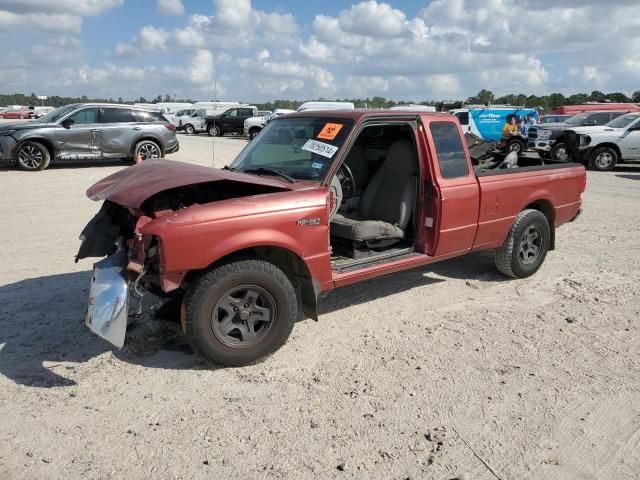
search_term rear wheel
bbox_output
[134,140,162,161]
[589,146,618,171]
[208,125,221,137]
[183,259,297,366]
[184,124,195,135]
[495,209,550,279]
[16,141,51,171]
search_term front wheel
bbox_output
[183,259,297,366]
[506,138,525,155]
[551,142,569,162]
[134,140,162,161]
[495,209,550,279]
[589,146,618,171]
[208,125,221,137]
[16,141,51,171]
[249,128,260,140]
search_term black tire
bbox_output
[495,209,550,279]
[249,128,260,140]
[208,124,221,137]
[550,142,569,162]
[134,140,162,161]
[589,146,618,171]
[184,124,195,135]
[183,259,297,366]
[505,138,525,155]
[16,141,51,171]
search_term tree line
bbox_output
[2,90,639,112]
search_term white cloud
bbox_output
[115,26,169,55]
[0,0,122,32]
[189,49,214,85]
[157,0,184,16]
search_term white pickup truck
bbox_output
[566,112,640,171]
[244,109,295,140]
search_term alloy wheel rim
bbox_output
[211,285,276,349]
[555,146,568,161]
[595,152,613,169]
[518,225,542,265]
[509,142,521,153]
[18,145,43,169]
[138,143,159,160]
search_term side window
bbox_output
[100,108,135,123]
[589,113,610,125]
[430,122,469,179]
[228,109,239,117]
[610,112,624,120]
[69,108,99,124]
[241,108,254,117]
[455,111,469,126]
[132,110,164,122]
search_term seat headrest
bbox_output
[384,139,417,173]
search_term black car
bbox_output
[528,110,627,160]
[205,107,256,137]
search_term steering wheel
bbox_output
[336,164,356,199]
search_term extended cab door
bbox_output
[56,107,101,160]
[420,118,480,256]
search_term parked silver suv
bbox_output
[0,103,179,171]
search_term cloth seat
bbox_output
[330,138,417,244]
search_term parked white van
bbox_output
[296,101,355,112]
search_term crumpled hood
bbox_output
[86,159,293,209]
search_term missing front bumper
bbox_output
[85,244,129,348]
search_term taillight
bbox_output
[581,174,587,193]
[164,123,176,131]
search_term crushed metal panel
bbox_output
[85,244,129,348]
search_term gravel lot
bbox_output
[1,126,639,480]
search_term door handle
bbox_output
[132,127,142,131]
[91,129,100,132]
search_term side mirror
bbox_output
[61,118,74,129]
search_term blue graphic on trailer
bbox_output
[471,108,539,141]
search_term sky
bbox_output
[1,0,639,102]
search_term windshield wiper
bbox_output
[242,167,295,183]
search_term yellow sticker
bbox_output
[317,123,343,141]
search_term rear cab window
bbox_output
[430,122,469,179]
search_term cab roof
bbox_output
[282,109,453,121]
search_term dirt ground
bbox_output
[1,129,639,480]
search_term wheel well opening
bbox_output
[525,200,555,250]
[594,143,621,157]
[183,246,318,318]
[17,138,55,162]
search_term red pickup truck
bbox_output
[77,110,586,366]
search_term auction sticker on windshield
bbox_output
[317,123,343,140]
[302,139,339,159]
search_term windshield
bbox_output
[33,104,78,123]
[230,116,355,181]
[606,113,640,129]
[565,113,591,125]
